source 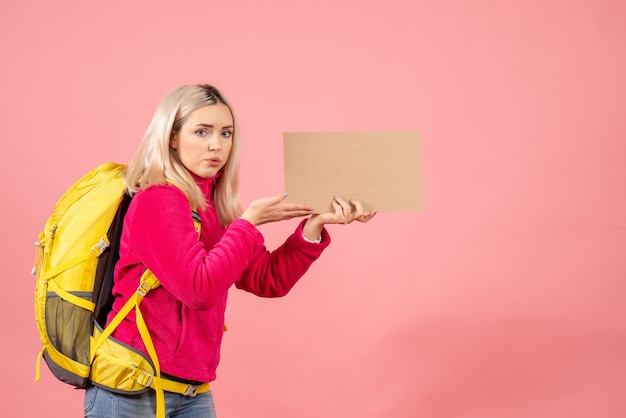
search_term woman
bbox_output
[84,84,376,417]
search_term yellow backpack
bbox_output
[33,162,208,418]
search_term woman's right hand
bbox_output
[240,193,314,226]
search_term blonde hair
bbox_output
[124,84,242,225]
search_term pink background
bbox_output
[2,0,626,417]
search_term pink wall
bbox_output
[2,0,625,416]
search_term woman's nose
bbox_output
[208,136,222,151]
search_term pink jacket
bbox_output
[108,175,330,383]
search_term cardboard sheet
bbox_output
[283,131,422,213]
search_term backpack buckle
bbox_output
[137,282,153,297]
[91,238,110,256]
[135,370,153,388]
[183,384,200,397]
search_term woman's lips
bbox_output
[206,158,221,167]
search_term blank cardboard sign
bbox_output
[283,131,422,213]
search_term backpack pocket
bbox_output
[90,323,155,394]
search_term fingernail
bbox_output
[283,192,288,197]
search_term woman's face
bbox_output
[171,103,234,179]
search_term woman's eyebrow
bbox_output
[193,123,234,129]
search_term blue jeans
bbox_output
[84,385,217,418]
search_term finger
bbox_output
[335,198,354,223]
[333,195,349,206]
[333,195,352,214]
[271,192,295,205]
[279,192,315,210]
[349,199,365,218]
[357,211,377,223]
[280,202,314,213]
[275,192,290,205]
[330,199,345,221]
[282,210,315,220]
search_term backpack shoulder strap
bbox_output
[191,210,202,238]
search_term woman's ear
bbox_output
[170,134,178,150]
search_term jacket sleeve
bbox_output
[126,185,265,310]
[234,219,331,297]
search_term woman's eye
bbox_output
[196,129,208,136]
[222,130,233,138]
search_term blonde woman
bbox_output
[83,84,375,417]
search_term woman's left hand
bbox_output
[302,196,376,241]
[319,196,377,225]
